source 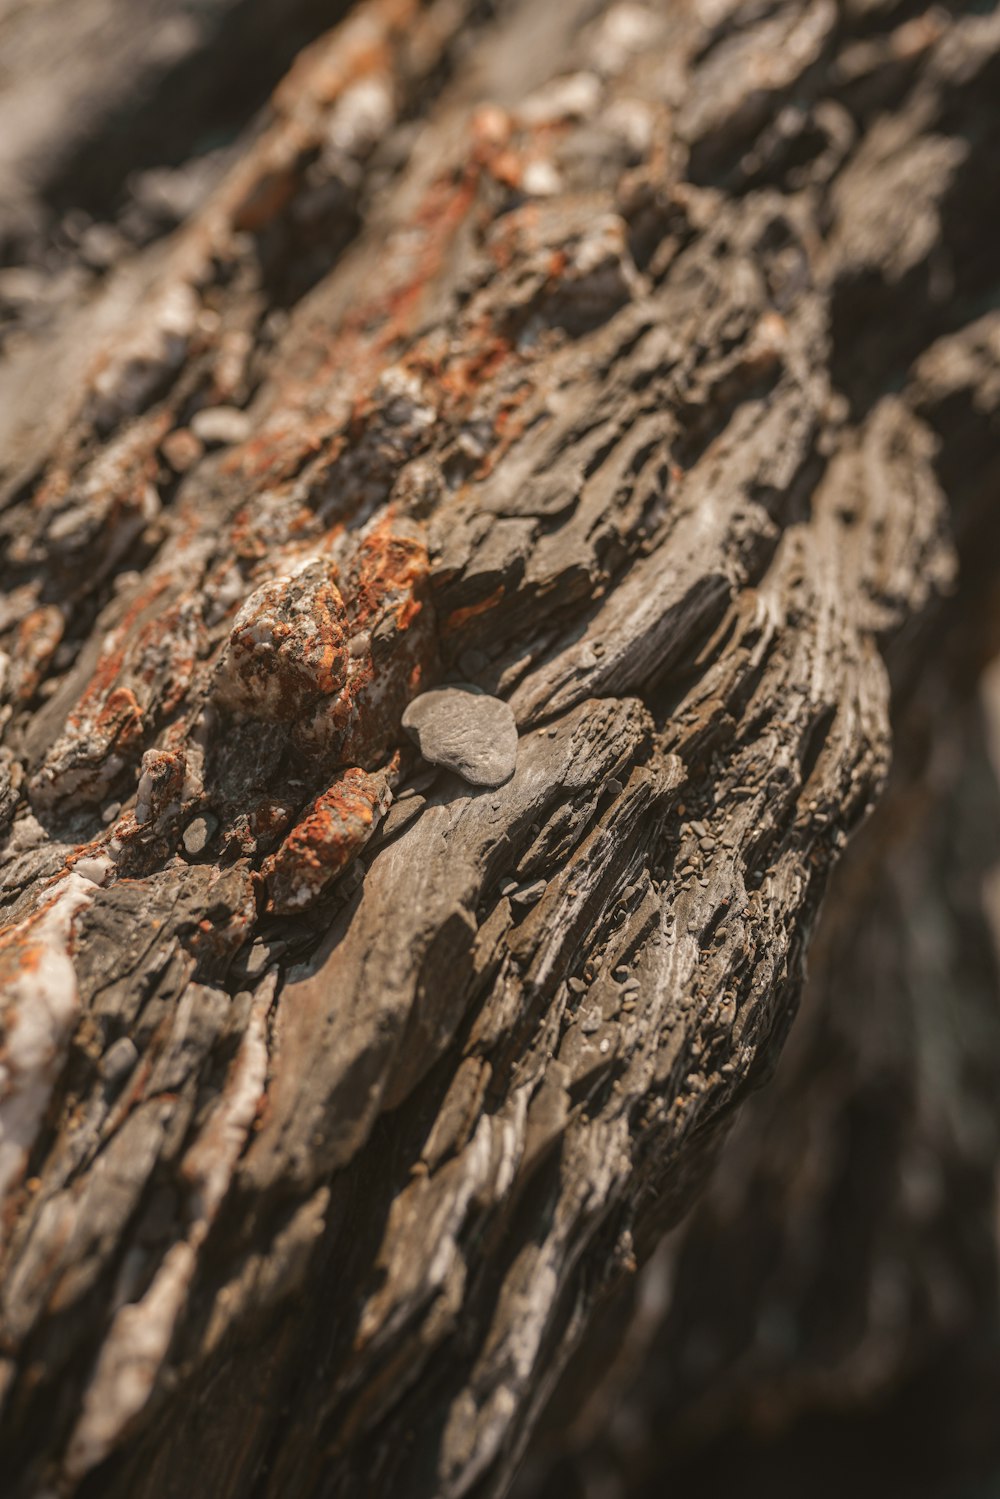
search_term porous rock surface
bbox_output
[0,0,998,1496]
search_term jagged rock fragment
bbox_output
[260,766,392,914]
[134,748,186,826]
[213,558,348,723]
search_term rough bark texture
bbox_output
[1,1,998,1496]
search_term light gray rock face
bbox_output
[402,684,518,787]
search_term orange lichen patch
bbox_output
[320,164,480,385]
[95,688,145,757]
[226,411,338,484]
[229,504,269,560]
[215,558,349,722]
[416,315,519,426]
[0,873,97,1219]
[443,367,535,485]
[224,423,313,480]
[63,837,113,877]
[224,149,487,496]
[7,409,168,586]
[348,514,430,631]
[11,607,64,703]
[217,0,415,237]
[261,767,390,914]
[122,600,205,722]
[382,171,479,340]
[442,586,506,635]
[67,577,171,730]
[310,517,437,763]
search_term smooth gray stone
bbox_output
[402,684,518,788]
[182,812,218,856]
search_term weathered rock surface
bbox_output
[0,0,998,1496]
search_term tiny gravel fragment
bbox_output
[182,813,218,856]
[510,878,546,907]
[402,683,517,787]
[100,1037,138,1083]
[190,405,252,446]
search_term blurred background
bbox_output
[515,652,1000,1499]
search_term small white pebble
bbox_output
[190,405,252,446]
[74,856,113,887]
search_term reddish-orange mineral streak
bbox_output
[261,766,391,914]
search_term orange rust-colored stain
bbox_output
[13,607,64,702]
[473,382,534,481]
[350,515,430,627]
[222,125,494,497]
[442,585,506,635]
[275,0,414,109]
[95,687,145,755]
[0,935,42,970]
[426,322,518,420]
[68,577,170,728]
[261,767,385,913]
[328,163,480,375]
[378,172,478,346]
